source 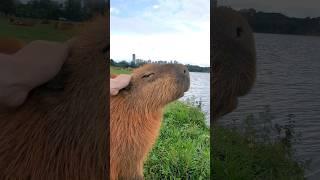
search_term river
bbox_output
[180,72,210,124]
[219,33,320,179]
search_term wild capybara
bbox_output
[212,6,256,121]
[0,37,25,54]
[110,64,190,179]
[0,15,108,179]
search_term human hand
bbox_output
[110,74,131,95]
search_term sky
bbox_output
[220,0,320,18]
[110,0,210,67]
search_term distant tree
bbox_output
[0,0,16,15]
[64,0,83,21]
[117,61,130,68]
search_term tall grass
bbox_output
[144,101,210,179]
[212,106,307,179]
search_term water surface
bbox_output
[181,72,210,123]
[219,33,320,179]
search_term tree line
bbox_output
[0,0,105,21]
[110,59,210,73]
[239,8,320,36]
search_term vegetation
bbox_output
[212,106,307,179]
[238,8,320,36]
[110,59,210,73]
[0,0,105,21]
[0,16,74,42]
[110,66,131,75]
[144,101,210,179]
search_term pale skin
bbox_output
[0,39,74,109]
[110,74,131,96]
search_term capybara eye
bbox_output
[142,73,155,79]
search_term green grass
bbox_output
[110,66,132,74]
[0,16,75,42]
[212,110,306,180]
[144,101,210,179]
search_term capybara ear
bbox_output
[110,74,131,95]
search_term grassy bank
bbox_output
[110,66,131,74]
[144,101,210,179]
[212,109,306,180]
[0,16,74,42]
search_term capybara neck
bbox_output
[0,16,108,179]
[212,6,256,120]
[110,64,190,179]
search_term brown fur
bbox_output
[0,37,25,54]
[212,7,257,121]
[0,15,108,179]
[110,64,190,179]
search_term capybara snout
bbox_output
[123,64,190,108]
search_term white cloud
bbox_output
[110,7,120,15]
[152,4,160,9]
[111,0,210,66]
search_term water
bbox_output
[180,72,210,124]
[219,33,320,179]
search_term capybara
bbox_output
[0,37,25,54]
[212,6,256,121]
[110,64,190,179]
[0,15,108,179]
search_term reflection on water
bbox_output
[219,33,320,180]
[180,72,210,124]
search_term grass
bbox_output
[110,66,132,74]
[0,16,75,42]
[212,107,306,180]
[144,101,210,179]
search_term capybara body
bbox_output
[212,7,256,121]
[0,37,25,54]
[110,64,190,179]
[0,16,108,180]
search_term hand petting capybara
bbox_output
[212,7,257,121]
[0,16,108,179]
[110,64,190,179]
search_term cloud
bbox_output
[152,4,160,9]
[111,0,210,66]
[110,7,120,15]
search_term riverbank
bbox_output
[144,101,210,179]
[213,110,306,179]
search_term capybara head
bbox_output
[212,7,256,120]
[116,64,190,109]
[0,15,108,179]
